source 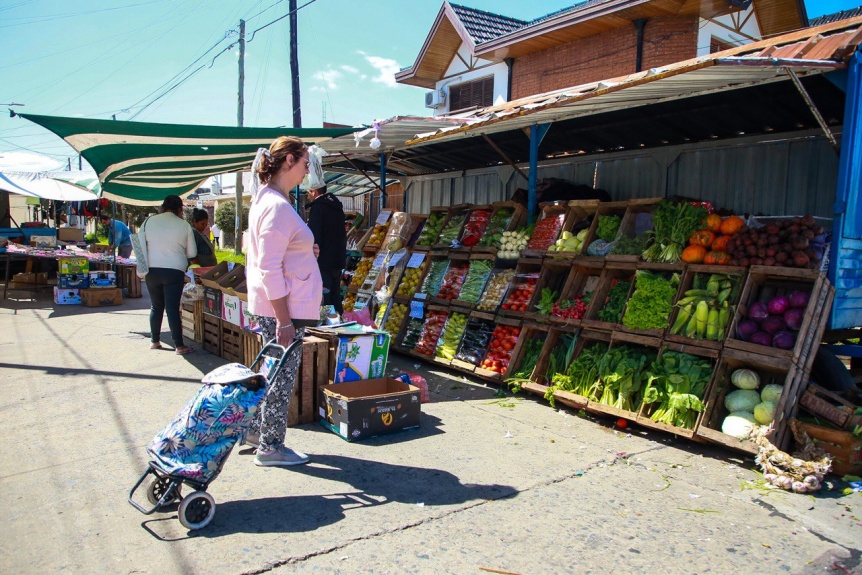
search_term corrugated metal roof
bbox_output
[449,3,526,44]
[323,172,400,198]
[407,17,862,147]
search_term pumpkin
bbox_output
[689,230,715,248]
[704,250,732,265]
[681,245,707,264]
[705,214,723,233]
[711,235,731,252]
[720,215,746,236]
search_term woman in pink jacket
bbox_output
[245,136,322,467]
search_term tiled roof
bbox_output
[810,7,862,27]
[528,0,610,27]
[449,3,527,44]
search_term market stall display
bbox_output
[452,257,493,308]
[458,206,491,248]
[433,310,469,363]
[433,258,469,303]
[451,315,496,371]
[474,202,524,253]
[413,209,449,249]
[523,202,567,257]
[434,205,469,248]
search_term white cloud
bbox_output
[358,50,400,87]
[312,69,342,90]
[340,65,359,74]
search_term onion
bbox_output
[761,315,787,335]
[788,290,810,309]
[784,308,803,330]
[767,295,790,315]
[772,330,796,350]
[749,301,769,321]
[736,319,759,341]
[750,331,773,347]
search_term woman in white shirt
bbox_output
[145,195,197,355]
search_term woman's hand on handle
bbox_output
[276,321,295,346]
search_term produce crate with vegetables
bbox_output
[343,292,357,313]
[581,339,661,422]
[363,216,391,251]
[394,254,429,300]
[641,200,708,265]
[474,201,526,254]
[581,263,636,332]
[431,253,470,305]
[495,227,532,260]
[725,266,826,363]
[457,205,493,252]
[546,199,600,260]
[434,204,470,249]
[404,214,429,248]
[544,331,612,410]
[523,260,574,323]
[617,269,681,338]
[521,326,582,401]
[727,214,830,269]
[522,202,568,258]
[452,255,494,309]
[665,266,745,350]
[503,323,556,392]
[433,310,470,365]
[382,301,409,342]
[475,267,516,313]
[550,261,604,328]
[634,347,716,438]
[474,318,523,381]
[696,349,796,455]
[397,313,425,352]
[580,201,628,261]
[606,198,662,263]
[416,251,451,300]
[413,208,450,251]
[499,262,542,318]
[451,314,497,373]
[408,306,449,358]
[348,256,374,289]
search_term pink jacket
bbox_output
[246,186,323,320]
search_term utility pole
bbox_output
[235,19,245,256]
[289,0,301,128]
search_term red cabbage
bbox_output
[788,290,810,309]
[736,319,759,341]
[749,301,769,321]
[784,308,803,330]
[761,315,787,335]
[772,330,796,350]
[750,331,773,347]
[767,295,790,315]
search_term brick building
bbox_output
[396,0,808,114]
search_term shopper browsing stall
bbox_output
[99,213,133,258]
[190,208,218,267]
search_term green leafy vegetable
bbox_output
[535,287,558,316]
[597,279,631,323]
[596,214,622,242]
[641,351,713,429]
[642,201,707,263]
[622,271,679,331]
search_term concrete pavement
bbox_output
[0,287,860,575]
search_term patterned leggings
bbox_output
[247,316,306,451]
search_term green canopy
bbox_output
[16,113,357,205]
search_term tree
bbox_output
[214,201,249,235]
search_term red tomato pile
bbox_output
[480,325,522,374]
[460,209,491,247]
[436,262,469,300]
[527,213,565,250]
[501,274,539,312]
[413,310,448,356]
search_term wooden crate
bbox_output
[118,264,142,298]
[578,200,628,264]
[544,199,602,261]
[725,266,826,363]
[404,213,428,248]
[415,250,451,301]
[503,322,559,386]
[522,259,574,323]
[451,254,495,309]
[202,314,221,356]
[407,305,449,361]
[472,200,527,254]
[522,201,568,258]
[293,335,329,425]
[614,265,683,340]
[474,265,517,314]
[664,265,746,351]
[796,421,862,477]
[547,330,612,409]
[605,198,662,263]
[180,300,204,344]
[472,316,522,382]
[413,207,451,251]
[454,205,492,254]
[430,252,470,305]
[799,383,859,430]
[497,259,542,319]
[449,313,497,374]
[433,204,470,249]
[580,263,637,332]
[431,309,471,367]
[242,329,263,366]
[221,321,243,363]
[549,260,604,328]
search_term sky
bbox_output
[0,0,860,174]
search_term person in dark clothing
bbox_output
[305,185,347,315]
[190,208,218,267]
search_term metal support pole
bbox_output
[379,153,387,212]
[787,68,839,153]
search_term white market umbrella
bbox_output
[0,171,98,201]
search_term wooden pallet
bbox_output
[202,314,221,356]
[180,300,204,344]
[117,264,142,298]
[242,329,262,367]
[221,321,243,363]
[293,335,328,425]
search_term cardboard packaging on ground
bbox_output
[88,271,117,288]
[58,257,89,275]
[12,272,47,284]
[318,378,421,441]
[58,273,87,288]
[311,325,390,383]
[54,287,81,305]
[222,293,241,325]
[81,288,123,307]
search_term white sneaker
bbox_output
[254,445,310,467]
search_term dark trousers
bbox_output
[145,267,185,347]
[320,267,343,315]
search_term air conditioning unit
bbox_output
[425,90,446,109]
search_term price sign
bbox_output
[372,253,387,268]
[409,300,424,319]
[375,210,392,225]
[414,292,426,300]
[407,252,425,268]
[388,251,404,267]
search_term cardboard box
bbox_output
[53,287,81,305]
[12,272,47,285]
[88,270,117,288]
[58,273,88,288]
[314,325,390,382]
[217,264,245,295]
[318,378,421,441]
[57,227,84,242]
[222,293,242,325]
[202,286,222,317]
[59,257,90,275]
[239,299,258,331]
[81,287,122,307]
[200,261,231,289]
[31,235,57,248]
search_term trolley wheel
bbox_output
[178,491,216,530]
[146,477,181,507]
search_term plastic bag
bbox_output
[396,372,431,403]
[301,145,327,190]
[181,280,204,304]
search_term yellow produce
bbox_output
[384,303,408,337]
[349,257,374,288]
[366,224,389,246]
[395,261,427,297]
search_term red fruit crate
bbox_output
[522,201,568,258]
[549,260,604,328]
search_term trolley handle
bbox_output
[250,338,304,382]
